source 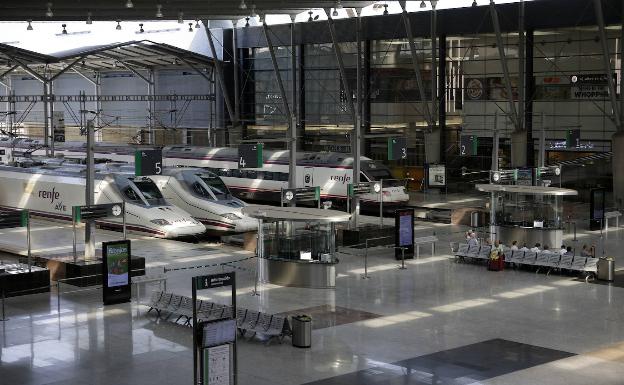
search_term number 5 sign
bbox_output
[135,149,163,176]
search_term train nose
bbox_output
[163,221,207,238]
[235,217,259,233]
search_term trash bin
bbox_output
[597,257,615,282]
[471,212,480,228]
[291,315,312,348]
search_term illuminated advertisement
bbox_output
[102,240,132,305]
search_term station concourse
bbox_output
[0,1,624,385]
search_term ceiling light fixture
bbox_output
[188,22,193,32]
[472,0,477,6]
[125,0,133,8]
[86,11,93,24]
[430,0,438,9]
[383,4,389,15]
[27,20,33,30]
[239,0,247,10]
[178,11,184,23]
[308,11,314,22]
[116,20,122,30]
[156,4,163,18]
[245,17,250,27]
[250,4,257,17]
[139,23,144,33]
[61,23,67,34]
[45,2,54,17]
[332,8,338,17]
[420,1,426,8]
[195,19,200,28]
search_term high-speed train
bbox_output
[101,163,258,233]
[0,138,410,209]
[0,161,206,238]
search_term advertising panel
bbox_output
[102,240,132,305]
[394,209,415,260]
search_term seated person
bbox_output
[510,240,519,251]
[520,243,530,251]
[559,245,567,255]
[580,244,593,258]
[542,245,551,253]
[530,243,541,253]
[468,233,479,246]
[564,246,574,256]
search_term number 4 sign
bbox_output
[238,144,263,169]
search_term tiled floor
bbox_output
[2,213,624,384]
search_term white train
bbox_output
[0,163,207,239]
[0,138,410,210]
[101,163,258,234]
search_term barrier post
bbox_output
[0,284,7,322]
[362,240,370,279]
[122,202,127,240]
[56,280,61,315]
[379,179,384,228]
[26,210,32,273]
[72,207,77,264]
[399,247,406,270]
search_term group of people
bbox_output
[464,230,596,258]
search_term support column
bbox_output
[232,21,241,125]
[439,35,447,163]
[363,39,372,155]
[612,0,624,208]
[297,44,305,150]
[290,17,298,189]
[43,81,50,155]
[49,80,55,155]
[147,70,155,145]
[525,29,535,167]
[95,72,102,141]
[85,116,95,261]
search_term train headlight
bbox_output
[554,166,561,176]
[373,183,381,193]
[221,213,242,220]
[492,172,501,183]
[284,191,294,201]
[150,219,171,226]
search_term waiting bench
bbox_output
[146,291,291,345]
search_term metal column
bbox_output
[147,70,155,144]
[594,0,622,130]
[518,0,526,132]
[438,35,447,162]
[85,118,96,261]
[43,81,49,155]
[204,22,237,128]
[525,29,535,166]
[232,21,241,124]
[95,72,102,141]
[49,80,55,156]
[290,17,298,190]
[431,2,438,130]
[354,12,363,227]
[492,111,499,172]
[489,0,520,131]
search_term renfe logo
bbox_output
[330,174,351,184]
[38,187,60,204]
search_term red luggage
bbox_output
[488,254,504,271]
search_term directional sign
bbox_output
[282,187,320,204]
[195,272,235,290]
[348,182,381,197]
[0,210,28,229]
[135,150,163,176]
[73,203,124,222]
[238,144,263,169]
[388,137,408,161]
[566,129,581,148]
[460,135,478,156]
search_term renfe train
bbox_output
[0,163,207,238]
[0,138,410,209]
[101,163,258,233]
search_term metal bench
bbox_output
[477,245,492,261]
[414,236,438,257]
[604,211,622,231]
[522,251,538,266]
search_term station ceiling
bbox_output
[0,1,378,21]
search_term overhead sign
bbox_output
[102,240,132,305]
[238,144,263,169]
[460,135,478,156]
[388,137,408,161]
[427,164,446,187]
[135,149,163,176]
[566,129,581,148]
[73,203,124,222]
[570,74,614,99]
[0,210,29,229]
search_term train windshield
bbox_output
[199,175,230,200]
[130,179,166,206]
[362,162,402,187]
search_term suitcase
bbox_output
[487,255,504,271]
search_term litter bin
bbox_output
[597,257,615,282]
[291,315,312,348]
[471,212,480,228]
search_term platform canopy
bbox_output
[242,204,352,223]
[0,40,215,80]
[0,1,377,22]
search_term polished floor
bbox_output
[1,213,624,384]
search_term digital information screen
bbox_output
[394,209,415,260]
[102,240,132,305]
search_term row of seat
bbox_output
[146,291,290,345]
[455,244,598,276]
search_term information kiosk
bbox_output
[476,184,578,247]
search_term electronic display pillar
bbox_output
[394,209,415,260]
[102,240,132,305]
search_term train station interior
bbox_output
[1,1,624,384]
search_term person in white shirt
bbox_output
[559,245,567,255]
[510,240,519,251]
[468,233,479,246]
[530,243,541,253]
[520,244,529,251]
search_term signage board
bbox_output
[590,188,606,231]
[53,111,65,142]
[394,209,415,260]
[73,203,124,222]
[135,149,163,176]
[202,319,237,348]
[102,240,132,305]
[460,135,478,156]
[570,74,615,99]
[388,137,408,161]
[516,168,534,186]
[0,210,28,229]
[566,129,581,148]
[195,273,235,290]
[427,164,446,187]
[203,344,232,385]
[238,144,263,169]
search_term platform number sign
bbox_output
[135,150,162,176]
[238,144,263,169]
[388,137,408,161]
[566,129,581,148]
[460,135,478,156]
